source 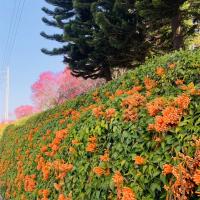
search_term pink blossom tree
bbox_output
[15,105,35,119]
[31,67,104,111]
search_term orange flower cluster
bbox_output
[38,189,50,200]
[125,86,143,95]
[162,164,173,175]
[174,93,190,110]
[156,67,165,77]
[47,129,68,156]
[86,136,97,153]
[134,156,145,165]
[105,108,116,120]
[146,97,166,116]
[54,183,62,191]
[122,187,136,200]
[92,106,104,118]
[100,150,110,162]
[113,171,124,200]
[180,82,200,95]
[14,159,24,190]
[24,174,36,192]
[193,169,200,185]
[113,171,124,187]
[58,193,72,200]
[168,63,176,69]
[163,142,200,199]
[72,139,81,145]
[35,155,51,181]
[122,93,146,108]
[53,159,73,180]
[115,90,124,96]
[144,77,157,91]
[123,108,138,122]
[69,146,76,154]
[71,110,81,121]
[148,93,190,132]
[93,167,105,176]
[175,79,184,85]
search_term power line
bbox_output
[5,0,27,67]
[0,0,26,121]
[1,0,26,69]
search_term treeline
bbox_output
[41,0,199,80]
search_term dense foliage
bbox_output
[41,0,199,80]
[41,0,145,80]
[0,49,200,200]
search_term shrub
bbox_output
[0,49,200,200]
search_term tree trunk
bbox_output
[171,10,183,50]
[103,67,112,82]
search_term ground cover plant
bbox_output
[0,49,200,200]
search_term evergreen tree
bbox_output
[136,0,200,52]
[41,0,75,55]
[41,0,144,81]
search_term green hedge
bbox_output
[0,49,200,200]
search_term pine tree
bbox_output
[41,0,144,81]
[41,0,75,55]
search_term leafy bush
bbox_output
[0,49,200,200]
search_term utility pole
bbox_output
[4,67,10,122]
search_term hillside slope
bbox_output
[0,49,200,200]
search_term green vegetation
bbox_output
[0,49,200,200]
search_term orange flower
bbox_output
[163,164,173,175]
[122,93,145,108]
[162,106,182,125]
[92,106,104,118]
[88,136,97,143]
[54,183,62,191]
[174,94,190,110]
[175,79,184,85]
[144,77,157,91]
[58,194,66,200]
[132,86,143,92]
[69,147,76,154]
[41,146,48,153]
[154,116,168,132]
[134,156,145,165]
[168,63,176,69]
[193,170,200,185]
[93,167,105,176]
[123,108,138,122]
[105,108,116,120]
[146,91,151,97]
[86,143,97,153]
[59,163,73,173]
[147,124,155,131]
[24,175,36,192]
[122,187,136,200]
[146,97,166,116]
[113,171,124,187]
[156,67,165,76]
[72,139,81,145]
[100,150,110,162]
[115,90,124,96]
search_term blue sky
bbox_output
[0,1,64,120]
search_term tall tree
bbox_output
[41,0,75,55]
[41,0,145,81]
[136,0,200,52]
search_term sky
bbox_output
[0,1,65,120]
